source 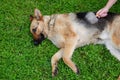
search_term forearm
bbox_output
[105,0,117,10]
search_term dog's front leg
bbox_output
[51,48,63,76]
[62,36,79,74]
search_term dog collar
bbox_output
[48,14,57,30]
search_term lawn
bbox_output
[0,0,120,80]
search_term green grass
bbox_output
[0,0,120,80]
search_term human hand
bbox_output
[96,7,109,18]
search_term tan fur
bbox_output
[30,9,120,76]
[111,16,120,48]
[118,75,120,80]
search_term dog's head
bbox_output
[30,9,46,45]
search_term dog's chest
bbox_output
[48,34,64,48]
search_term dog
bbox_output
[30,9,120,76]
[118,75,120,80]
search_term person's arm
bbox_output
[96,0,117,18]
[105,0,117,10]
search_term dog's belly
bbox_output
[75,36,98,48]
[73,25,100,48]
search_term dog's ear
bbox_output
[34,9,42,20]
[30,15,34,22]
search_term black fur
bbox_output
[76,12,118,31]
[76,12,87,19]
[53,67,58,76]
[103,12,118,22]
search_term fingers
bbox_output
[96,13,107,18]
[96,9,102,18]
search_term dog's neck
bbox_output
[48,14,57,30]
[43,14,57,37]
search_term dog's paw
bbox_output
[76,67,80,74]
[52,67,58,77]
[75,65,80,74]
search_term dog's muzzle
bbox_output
[33,33,45,46]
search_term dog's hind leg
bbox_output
[105,41,120,61]
[62,36,79,74]
[51,48,63,76]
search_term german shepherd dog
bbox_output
[30,9,120,76]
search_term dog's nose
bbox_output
[33,33,45,46]
[33,39,40,46]
[34,41,39,45]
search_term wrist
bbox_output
[104,6,110,11]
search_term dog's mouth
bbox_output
[33,33,45,46]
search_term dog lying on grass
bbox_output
[30,9,120,76]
